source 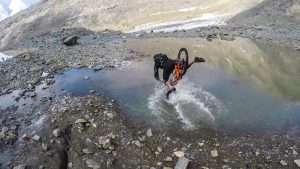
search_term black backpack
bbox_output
[153,53,168,68]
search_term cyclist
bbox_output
[153,48,205,99]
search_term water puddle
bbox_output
[47,37,300,133]
[1,37,300,135]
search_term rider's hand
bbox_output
[195,57,205,63]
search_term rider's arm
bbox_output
[154,64,160,81]
[186,60,195,69]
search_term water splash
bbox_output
[148,78,223,130]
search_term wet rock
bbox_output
[280,160,287,166]
[146,129,153,137]
[84,76,89,80]
[33,134,41,141]
[86,159,100,169]
[89,90,95,93]
[175,156,189,169]
[211,150,218,158]
[294,159,300,167]
[52,129,60,137]
[25,91,37,97]
[198,142,204,147]
[63,36,78,46]
[165,157,173,162]
[92,65,102,71]
[174,151,185,157]
[13,165,27,169]
[75,118,88,124]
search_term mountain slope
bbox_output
[0,0,262,49]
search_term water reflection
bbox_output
[124,38,300,102]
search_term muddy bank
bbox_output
[2,95,299,169]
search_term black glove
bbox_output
[194,57,205,63]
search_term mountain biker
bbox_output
[153,48,205,99]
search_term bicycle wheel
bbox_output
[177,48,189,75]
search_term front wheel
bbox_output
[177,48,189,75]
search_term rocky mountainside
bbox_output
[229,0,300,27]
[0,0,262,49]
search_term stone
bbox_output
[42,143,48,151]
[90,90,95,93]
[41,72,49,78]
[84,76,89,80]
[175,156,189,169]
[222,165,231,169]
[23,52,31,61]
[46,79,55,85]
[165,157,173,162]
[293,149,298,156]
[28,78,39,84]
[1,127,9,134]
[68,162,73,168]
[75,118,88,124]
[86,159,100,169]
[63,36,78,46]
[156,162,162,166]
[106,113,114,119]
[198,142,204,147]
[146,129,153,137]
[135,34,141,38]
[38,165,45,169]
[174,151,185,157]
[25,91,37,97]
[52,129,60,137]
[13,165,26,169]
[157,147,163,153]
[294,159,300,167]
[211,150,218,158]
[21,133,30,141]
[99,136,111,149]
[134,140,142,147]
[280,160,287,166]
[83,148,93,154]
[163,167,173,169]
[33,134,41,141]
[93,65,102,71]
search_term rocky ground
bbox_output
[1,0,300,168]
[0,26,299,168]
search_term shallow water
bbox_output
[50,46,300,133]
